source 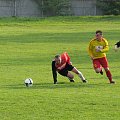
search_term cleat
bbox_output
[110,81,115,84]
[100,70,103,75]
[68,77,75,82]
[54,81,58,84]
[82,79,87,83]
[70,79,75,82]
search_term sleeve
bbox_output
[52,61,57,84]
[100,39,109,53]
[88,41,94,58]
[65,52,71,64]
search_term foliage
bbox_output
[34,0,72,16]
[97,0,120,15]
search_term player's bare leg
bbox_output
[67,72,75,82]
[95,67,103,75]
[71,67,87,83]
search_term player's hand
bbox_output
[90,57,94,60]
[57,63,66,70]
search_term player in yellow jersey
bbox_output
[88,30,115,84]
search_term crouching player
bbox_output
[51,52,87,84]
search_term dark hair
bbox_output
[96,30,102,35]
[55,55,60,58]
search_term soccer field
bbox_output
[0,16,120,120]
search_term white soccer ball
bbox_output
[24,78,33,87]
[96,45,103,49]
[95,46,103,52]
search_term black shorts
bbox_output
[58,63,74,77]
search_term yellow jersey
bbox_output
[88,38,109,59]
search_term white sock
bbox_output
[78,71,85,81]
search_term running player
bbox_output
[88,30,115,84]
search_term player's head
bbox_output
[95,30,103,40]
[54,55,61,64]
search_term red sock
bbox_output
[106,70,112,82]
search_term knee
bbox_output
[72,67,79,74]
[67,74,74,79]
[104,68,109,72]
[75,71,79,74]
[95,68,101,73]
[70,75,74,79]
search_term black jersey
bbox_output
[115,41,120,48]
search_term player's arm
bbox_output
[57,63,66,70]
[88,41,94,59]
[52,61,57,84]
[100,45,109,53]
[88,48,93,58]
[100,39,109,53]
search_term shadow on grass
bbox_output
[2,81,110,90]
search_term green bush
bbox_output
[97,1,120,15]
[34,0,72,16]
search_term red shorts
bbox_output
[93,57,109,69]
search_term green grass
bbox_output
[0,16,120,120]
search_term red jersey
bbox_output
[52,52,72,83]
[55,52,70,70]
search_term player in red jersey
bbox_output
[88,30,115,84]
[52,52,87,84]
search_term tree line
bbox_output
[35,0,120,16]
